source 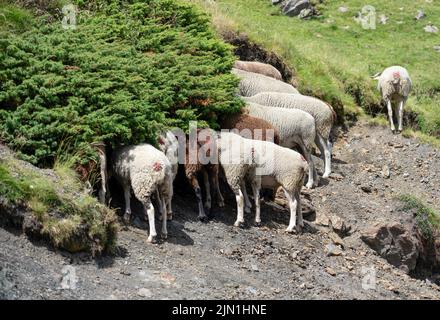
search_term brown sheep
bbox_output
[234,60,283,81]
[219,113,280,145]
[184,132,224,222]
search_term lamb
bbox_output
[218,131,309,232]
[183,133,224,222]
[232,68,299,97]
[373,66,412,133]
[112,144,173,243]
[244,102,318,189]
[219,113,280,145]
[234,60,283,81]
[244,92,336,178]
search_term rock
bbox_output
[329,215,351,236]
[361,223,421,273]
[338,6,348,13]
[361,185,372,193]
[424,24,439,33]
[298,8,313,19]
[329,232,345,247]
[434,45,440,52]
[415,10,426,20]
[280,0,313,17]
[326,244,343,257]
[325,267,336,276]
[381,165,391,178]
[138,288,153,298]
[251,264,259,272]
[379,14,388,25]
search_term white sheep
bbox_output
[244,92,335,178]
[157,131,179,220]
[217,131,260,228]
[232,68,299,97]
[373,66,412,133]
[112,144,173,243]
[234,60,283,80]
[218,131,309,232]
[244,102,318,189]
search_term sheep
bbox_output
[217,131,260,228]
[157,131,179,220]
[244,92,336,178]
[219,113,280,145]
[232,68,299,97]
[183,133,224,222]
[244,102,318,189]
[373,66,412,133]
[234,60,283,81]
[218,131,309,232]
[111,144,173,243]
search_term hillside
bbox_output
[189,0,440,142]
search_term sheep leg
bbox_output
[160,196,168,239]
[202,169,212,213]
[251,178,261,226]
[299,143,317,189]
[122,184,132,224]
[295,190,303,230]
[283,188,298,233]
[166,178,173,221]
[397,100,404,133]
[156,189,164,221]
[189,176,208,222]
[212,167,225,207]
[316,134,332,178]
[241,181,252,214]
[234,187,245,227]
[144,201,157,243]
[386,100,396,133]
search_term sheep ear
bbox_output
[371,72,381,80]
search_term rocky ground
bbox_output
[1,121,440,300]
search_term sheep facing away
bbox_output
[183,133,224,222]
[234,60,283,81]
[219,113,280,145]
[244,102,318,189]
[244,92,336,178]
[111,144,173,243]
[232,68,299,97]
[218,131,309,232]
[373,66,412,133]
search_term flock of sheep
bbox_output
[95,61,412,243]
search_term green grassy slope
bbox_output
[189,0,440,138]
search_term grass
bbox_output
[399,194,440,240]
[188,0,440,140]
[0,154,118,255]
[0,1,34,33]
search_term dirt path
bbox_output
[1,121,440,300]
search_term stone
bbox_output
[326,244,343,257]
[415,10,426,20]
[329,232,345,247]
[329,214,351,236]
[381,165,391,178]
[434,45,440,52]
[138,288,153,298]
[281,0,312,17]
[361,223,421,273]
[338,6,348,13]
[379,14,388,24]
[424,24,439,33]
[325,267,336,276]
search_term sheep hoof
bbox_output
[198,215,209,223]
[255,220,262,227]
[147,235,157,243]
[161,233,168,240]
[234,220,244,228]
[167,213,173,221]
[322,172,331,179]
[396,129,402,134]
[218,201,225,208]
[123,213,131,224]
[306,183,314,190]
[285,227,295,234]
[245,206,251,214]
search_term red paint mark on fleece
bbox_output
[153,162,163,171]
[392,71,401,79]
